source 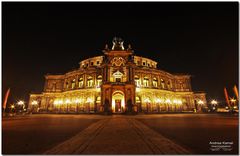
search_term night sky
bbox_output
[2,2,239,106]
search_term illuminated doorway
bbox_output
[112,91,125,113]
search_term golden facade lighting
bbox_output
[31,100,38,105]
[211,100,218,105]
[198,100,204,105]
[28,37,207,114]
[17,100,24,105]
[165,99,171,104]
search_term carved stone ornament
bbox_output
[111,57,125,66]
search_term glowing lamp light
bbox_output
[65,99,71,104]
[86,98,93,103]
[144,98,151,103]
[54,100,59,105]
[177,100,182,105]
[96,87,101,92]
[198,100,204,105]
[230,98,236,103]
[75,99,80,103]
[155,98,162,103]
[58,100,63,104]
[17,100,24,105]
[211,100,218,105]
[31,100,38,105]
[165,99,171,104]
[10,104,15,109]
[136,88,140,92]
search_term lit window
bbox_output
[161,79,165,89]
[66,82,69,89]
[71,79,76,89]
[153,77,158,87]
[87,76,93,87]
[180,81,184,89]
[167,81,171,89]
[134,75,140,87]
[97,75,102,87]
[143,77,149,87]
[78,77,83,88]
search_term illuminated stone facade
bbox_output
[29,37,207,114]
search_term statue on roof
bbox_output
[112,37,125,50]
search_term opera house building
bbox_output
[29,38,207,114]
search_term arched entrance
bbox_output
[112,91,125,113]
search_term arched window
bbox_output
[143,77,149,87]
[167,81,171,89]
[134,75,140,87]
[153,77,158,87]
[161,79,165,89]
[180,81,184,89]
[113,70,123,82]
[87,76,93,87]
[71,79,76,89]
[66,81,69,89]
[52,82,56,91]
[78,77,83,88]
[97,75,102,87]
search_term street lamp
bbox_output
[10,104,15,113]
[17,100,24,105]
[211,100,218,105]
[86,98,93,113]
[198,100,204,105]
[31,100,38,112]
[230,98,237,109]
[155,98,162,112]
[65,99,71,112]
[75,98,81,113]
[10,104,15,109]
[165,99,171,112]
[211,100,218,111]
[17,100,25,112]
[230,98,236,104]
[144,98,151,113]
[31,100,38,105]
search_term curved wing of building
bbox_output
[29,37,207,114]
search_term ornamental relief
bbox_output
[111,57,126,66]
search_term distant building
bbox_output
[29,37,206,113]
